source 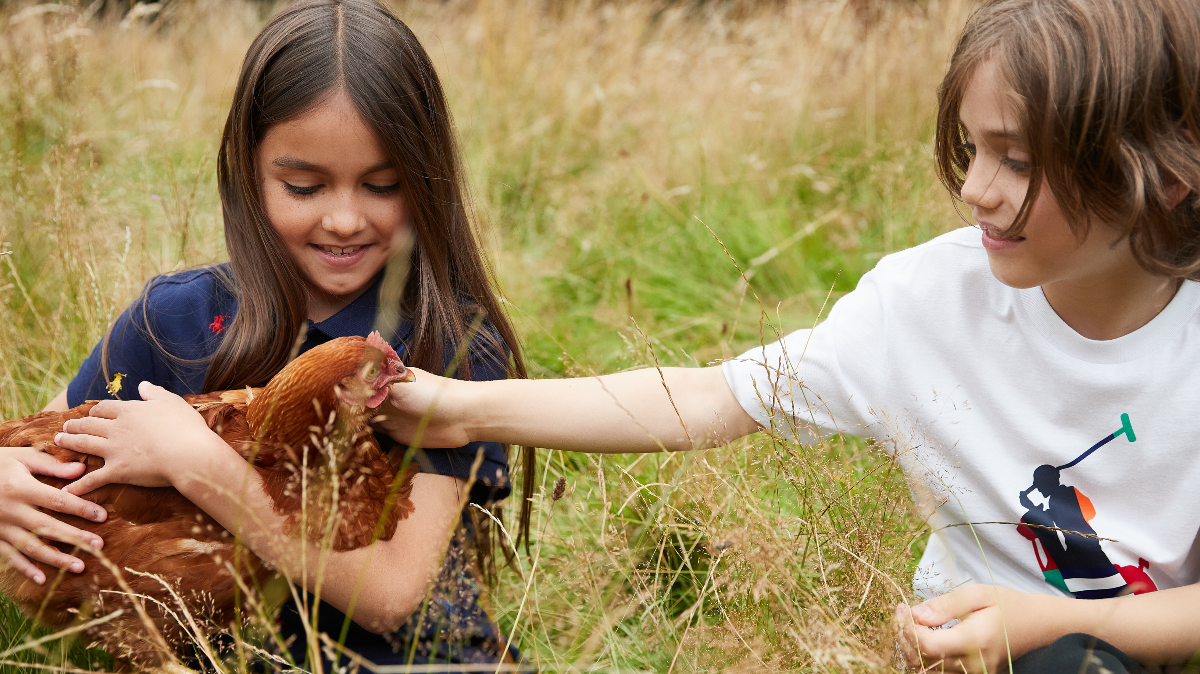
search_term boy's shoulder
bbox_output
[877,226,984,266]
[865,227,991,292]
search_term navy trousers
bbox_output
[1012,633,1147,674]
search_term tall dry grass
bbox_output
[1,0,974,671]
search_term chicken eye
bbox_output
[363,363,381,381]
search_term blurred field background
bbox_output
[0,0,972,671]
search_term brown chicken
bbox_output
[0,331,420,670]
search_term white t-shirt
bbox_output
[723,227,1200,600]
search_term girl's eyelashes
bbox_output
[284,182,319,196]
[281,181,401,196]
[365,182,400,195]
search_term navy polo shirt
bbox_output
[68,264,512,504]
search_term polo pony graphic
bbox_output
[1016,414,1158,598]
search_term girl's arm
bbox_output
[42,388,69,412]
[174,439,463,635]
[59,382,460,634]
[377,365,762,453]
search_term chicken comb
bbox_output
[366,330,398,360]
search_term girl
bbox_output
[1,0,533,669]
[374,0,1200,671]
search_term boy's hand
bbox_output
[894,585,1049,673]
[373,368,474,448]
[58,381,218,495]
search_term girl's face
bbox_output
[958,61,1130,290]
[256,91,409,322]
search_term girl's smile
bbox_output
[256,91,410,322]
[312,244,370,266]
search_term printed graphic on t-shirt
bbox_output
[1015,413,1159,599]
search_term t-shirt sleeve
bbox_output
[722,264,892,444]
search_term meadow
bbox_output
[0,0,973,671]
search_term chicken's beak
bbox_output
[386,358,415,385]
[365,357,412,409]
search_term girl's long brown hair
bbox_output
[206,0,534,577]
[934,0,1200,279]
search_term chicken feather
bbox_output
[0,333,419,669]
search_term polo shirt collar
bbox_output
[304,274,413,352]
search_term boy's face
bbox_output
[958,61,1131,291]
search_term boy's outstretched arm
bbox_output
[377,365,762,453]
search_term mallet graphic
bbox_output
[1057,413,1136,470]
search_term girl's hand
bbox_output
[58,381,217,496]
[0,447,107,584]
[894,585,1044,673]
[372,368,474,448]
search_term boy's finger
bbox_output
[913,584,993,625]
[892,604,923,670]
[913,618,989,672]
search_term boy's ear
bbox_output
[1163,126,1195,209]
[1165,173,1191,209]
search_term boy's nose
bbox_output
[960,161,1003,211]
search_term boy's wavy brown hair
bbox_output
[935,0,1200,279]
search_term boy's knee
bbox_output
[1011,633,1147,674]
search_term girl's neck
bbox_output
[306,282,375,323]
[1042,264,1182,341]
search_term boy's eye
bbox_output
[284,182,319,196]
[365,182,400,195]
[1002,157,1032,174]
[957,141,1031,174]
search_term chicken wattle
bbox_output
[0,332,419,669]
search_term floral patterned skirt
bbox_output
[273,532,529,673]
